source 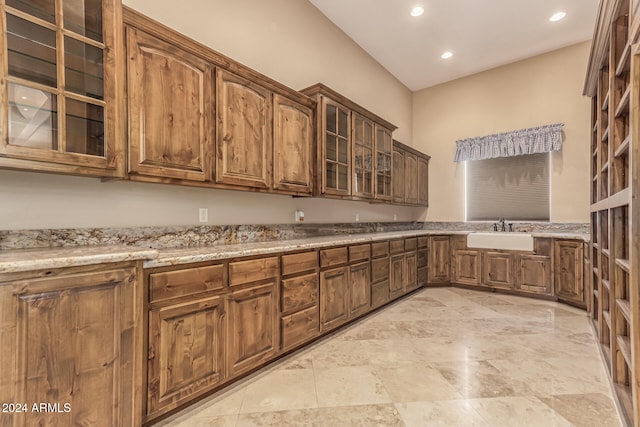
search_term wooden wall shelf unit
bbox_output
[584,0,639,425]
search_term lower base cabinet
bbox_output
[554,240,585,306]
[319,266,349,332]
[453,249,482,286]
[227,282,279,377]
[147,295,226,415]
[349,261,371,318]
[0,264,142,427]
[517,255,551,295]
[484,252,514,290]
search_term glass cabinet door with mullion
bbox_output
[352,112,373,198]
[0,0,122,176]
[374,125,392,201]
[322,98,350,196]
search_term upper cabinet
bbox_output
[301,83,397,201]
[0,0,124,177]
[123,8,315,196]
[126,27,213,181]
[392,140,430,206]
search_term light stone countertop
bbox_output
[0,246,157,274]
[0,230,590,273]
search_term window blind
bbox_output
[466,153,550,221]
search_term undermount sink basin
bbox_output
[467,232,534,251]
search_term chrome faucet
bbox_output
[498,218,506,232]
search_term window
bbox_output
[465,153,550,221]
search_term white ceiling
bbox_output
[308,0,599,91]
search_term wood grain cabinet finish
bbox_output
[0,265,141,427]
[374,126,393,201]
[319,267,349,332]
[227,282,279,377]
[404,152,419,205]
[417,155,429,206]
[484,252,514,289]
[517,255,552,295]
[216,69,272,189]
[389,253,405,299]
[554,240,585,306]
[428,236,451,284]
[371,241,390,309]
[126,27,213,181]
[391,140,430,206]
[147,295,225,415]
[392,146,405,204]
[453,250,482,285]
[0,0,124,177]
[405,251,418,291]
[149,263,225,303]
[352,112,375,199]
[349,261,371,318]
[273,94,313,194]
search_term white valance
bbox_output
[453,123,564,162]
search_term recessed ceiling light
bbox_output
[549,11,566,22]
[441,51,453,59]
[410,6,424,17]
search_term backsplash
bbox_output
[0,221,588,250]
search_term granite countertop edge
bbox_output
[0,230,590,273]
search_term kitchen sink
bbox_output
[467,232,534,251]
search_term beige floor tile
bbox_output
[539,393,622,427]
[240,368,318,414]
[236,408,318,427]
[396,400,490,427]
[155,414,238,427]
[468,396,574,426]
[314,365,391,407]
[376,363,463,402]
[315,404,404,427]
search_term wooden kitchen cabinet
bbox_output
[301,83,397,201]
[273,94,313,194]
[453,249,482,286]
[227,282,279,376]
[0,264,142,426]
[517,254,552,295]
[319,266,349,332]
[280,250,319,351]
[417,236,428,286]
[389,238,418,298]
[147,295,225,415]
[389,252,405,300]
[0,0,124,177]
[374,126,393,201]
[126,27,213,181]
[428,235,451,284]
[349,261,371,318]
[484,252,514,289]
[554,239,585,306]
[371,241,390,308]
[216,69,272,189]
[392,140,430,206]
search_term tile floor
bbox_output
[153,287,622,427]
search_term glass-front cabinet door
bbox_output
[0,0,122,176]
[323,98,350,195]
[374,125,392,201]
[352,112,373,198]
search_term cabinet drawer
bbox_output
[229,257,279,286]
[281,251,318,276]
[418,236,428,248]
[320,247,348,268]
[281,306,319,350]
[371,257,390,282]
[281,272,318,314]
[417,249,428,268]
[389,239,404,254]
[371,241,389,258]
[349,244,371,262]
[150,264,225,303]
[405,238,417,251]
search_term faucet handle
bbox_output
[508,223,513,232]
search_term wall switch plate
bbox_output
[295,210,305,222]
[199,208,208,222]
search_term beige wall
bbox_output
[0,0,417,230]
[412,42,591,223]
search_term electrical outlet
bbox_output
[199,208,208,222]
[393,213,397,221]
[295,210,305,222]
[355,213,360,222]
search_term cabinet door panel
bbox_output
[389,254,404,299]
[216,70,271,188]
[321,98,351,196]
[453,250,481,285]
[518,255,552,295]
[554,240,584,304]
[374,126,393,201]
[281,272,318,314]
[428,236,451,284]
[319,267,349,332]
[273,94,312,193]
[418,155,429,206]
[404,152,418,205]
[281,306,319,351]
[371,280,389,308]
[148,296,225,414]
[127,28,212,181]
[0,267,139,426]
[352,112,374,198]
[372,256,390,282]
[227,282,278,376]
[484,252,513,289]
[349,261,371,318]
[405,251,418,291]
[392,147,404,203]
